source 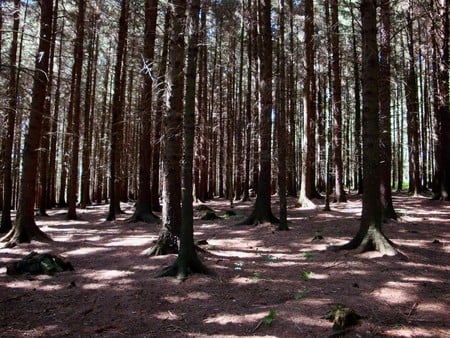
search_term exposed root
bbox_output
[126,212,160,224]
[144,242,178,256]
[1,226,52,248]
[236,210,279,226]
[157,255,214,281]
[332,226,398,257]
[296,195,317,209]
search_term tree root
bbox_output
[126,211,160,224]
[157,255,214,281]
[296,195,317,208]
[143,243,178,256]
[1,226,52,248]
[331,226,398,257]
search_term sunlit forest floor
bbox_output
[0,193,449,337]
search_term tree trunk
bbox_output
[350,4,363,195]
[405,12,422,196]
[146,0,186,256]
[379,0,397,220]
[337,0,396,256]
[432,0,450,200]
[1,0,54,246]
[1,0,21,233]
[80,12,99,209]
[298,0,318,208]
[331,0,346,203]
[277,0,288,230]
[107,0,129,221]
[151,11,170,213]
[160,0,210,279]
[238,0,278,225]
[128,0,159,223]
[66,0,86,220]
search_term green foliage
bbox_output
[294,290,308,300]
[300,271,312,280]
[264,309,276,325]
[302,252,314,259]
[251,272,261,281]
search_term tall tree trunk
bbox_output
[48,2,63,209]
[277,0,288,230]
[160,0,210,279]
[1,0,54,246]
[128,0,159,223]
[350,4,363,195]
[331,0,346,202]
[379,0,397,220]
[151,10,170,213]
[80,12,99,209]
[1,0,21,233]
[405,12,422,196]
[432,0,450,200]
[146,0,186,256]
[67,0,86,220]
[337,0,396,256]
[107,0,129,221]
[298,0,318,207]
[239,0,278,225]
[38,0,58,216]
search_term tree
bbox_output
[298,0,319,208]
[107,0,129,221]
[379,0,397,220]
[1,0,21,233]
[128,0,159,223]
[145,1,185,256]
[238,0,278,225]
[336,0,396,256]
[331,0,346,203]
[405,10,422,195]
[1,0,54,246]
[277,0,288,230]
[66,0,86,220]
[160,0,210,279]
[431,0,450,200]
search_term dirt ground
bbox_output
[0,193,449,337]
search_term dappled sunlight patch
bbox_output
[384,326,443,337]
[82,269,134,284]
[371,281,418,304]
[288,315,330,329]
[81,282,109,290]
[104,236,153,247]
[308,272,329,280]
[164,291,210,304]
[65,247,109,256]
[204,310,267,325]
[154,310,181,321]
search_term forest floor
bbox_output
[0,193,449,337]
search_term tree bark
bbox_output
[1,0,21,233]
[298,0,319,208]
[1,0,54,246]
[331,0,346,203]
[107,0,129,221]
[379,0,397,220]
[160,0,210,279]
[128,0,159,223]
[146,0,186,256]
[238,0,278,225]
[405,12,422,196]
[336,0,396,256]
